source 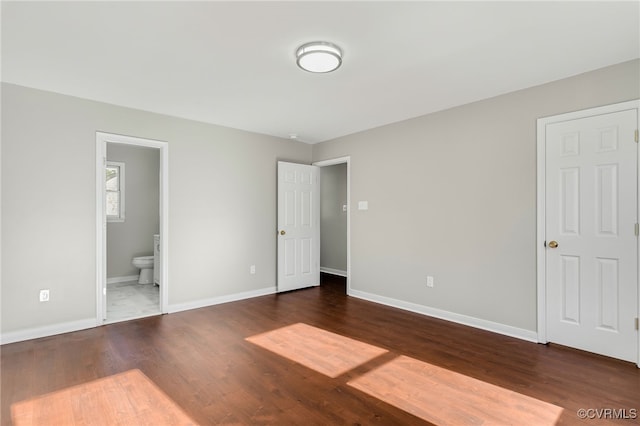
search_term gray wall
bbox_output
[2,59,638,338]
[312,59,640,332]
[106,144,160,279]
[320,164,347,272]
[1,83,311,333]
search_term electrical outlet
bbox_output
[39,289,50,302]
[250,265,256,275]
[426,276,434,288]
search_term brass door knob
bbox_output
[280,230,286,235]
[548,240,558,248]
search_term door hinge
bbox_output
[635,129,639,143]
[635,317,639,330]
[635,223,639,236]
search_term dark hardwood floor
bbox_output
[2,274,639,425]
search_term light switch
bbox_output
[358,201,368,211]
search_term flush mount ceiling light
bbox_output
[296,41,342,73]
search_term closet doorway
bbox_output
[315,157,350,293]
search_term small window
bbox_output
[106,161,125,222]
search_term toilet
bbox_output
[132,256,154,284]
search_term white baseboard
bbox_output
[2,286,536,347]
[167,286,276,314]
[1,287,277,345]
[107,275,139,285]
[320,267,348,277]
[1,318,97,345]
[348,289,538,343]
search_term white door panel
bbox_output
[277,162,320,292]
[545,109,638,362]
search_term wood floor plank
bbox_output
[348,355,564,425]
[2,274,639,425]
[11,370,196,426]
[246,323,388,378]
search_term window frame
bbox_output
[106,161,125,222]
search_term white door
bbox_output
[277,161,320,292]
[545,109,638,362]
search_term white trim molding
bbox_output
[0,318,96,345]
[320,267,347,277]
[167,286,276,314]
[2,287,274,344]
[349,289,538,343]
[536,99,640,367]
[106,275,140,285]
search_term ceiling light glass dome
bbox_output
[296,41,342,73]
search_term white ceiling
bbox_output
[2,1,639,143]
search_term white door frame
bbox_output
[536,100,640,367]
[313,156,351,294]
[95,132,169,324]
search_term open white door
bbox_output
[544,108,638,363]
[277,161,320,292]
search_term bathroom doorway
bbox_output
[96,132,169,324]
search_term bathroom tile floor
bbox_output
[106,281,160,322]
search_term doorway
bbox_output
[536,101,639,365]
[96,132,169,324]
[275,157,351,294]
[315,157,351,294]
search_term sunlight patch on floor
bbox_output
[348,355,564,425]
[248,323,564,424]
[11,369,196,426]
[246,322,388,378]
